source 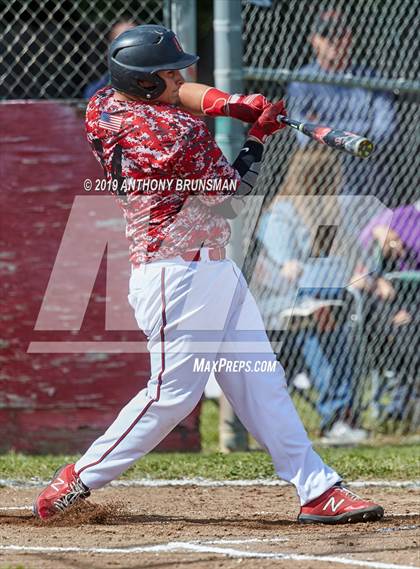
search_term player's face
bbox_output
[312,31,352,71]
[155,69,185,105]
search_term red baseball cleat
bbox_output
[298,485,384,524]
[33,464,90,520]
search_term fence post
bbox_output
[170,0,197,82]
[214,0,248,452]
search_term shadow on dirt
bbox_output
[1,500,419,533]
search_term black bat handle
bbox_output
[277,115,301,130]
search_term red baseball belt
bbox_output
[133,247,226,267]
[180,247,226,262]
[133,247,227,266]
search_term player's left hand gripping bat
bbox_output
[277,115,375,159]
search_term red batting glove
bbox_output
[248,99,287,143]
[202,87,269,123]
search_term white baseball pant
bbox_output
[75,250,341,504]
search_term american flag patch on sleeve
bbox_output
[98,112,123,132]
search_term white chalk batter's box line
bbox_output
[0,537,419,569]
[1,477,419,489]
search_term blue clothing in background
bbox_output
[83,73,110,99]
[287,62,396,198]
[253,202,357,430]
[256,201,353,306]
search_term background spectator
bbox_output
[252,147,367,444]
[353,203,420,424]
[286,10,397,228]
[83,20,136,99]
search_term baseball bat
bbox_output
[277,115,374,158]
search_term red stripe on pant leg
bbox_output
[76,268,167,477]
[156,267,166,400]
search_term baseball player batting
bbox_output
[33,25,383,524]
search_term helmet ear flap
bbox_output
[108,57,167,100]
[137,72,166,100]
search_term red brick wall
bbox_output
[0,101,200,453]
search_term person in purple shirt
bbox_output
[352,203,420,423]
[359,205,420,273]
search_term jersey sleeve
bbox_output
[171,121,240,206]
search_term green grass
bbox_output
[200,397,220,452]
[0,444,418,483]
[0,400,418,483]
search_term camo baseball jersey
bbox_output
[85,87,240,264]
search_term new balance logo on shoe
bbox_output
[322,497,345,513]
[51,477,65,492]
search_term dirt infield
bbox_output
[0,485,419,568]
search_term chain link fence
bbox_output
[242,0,419,439]
[1,0,418,442]
[0,0,167,99]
